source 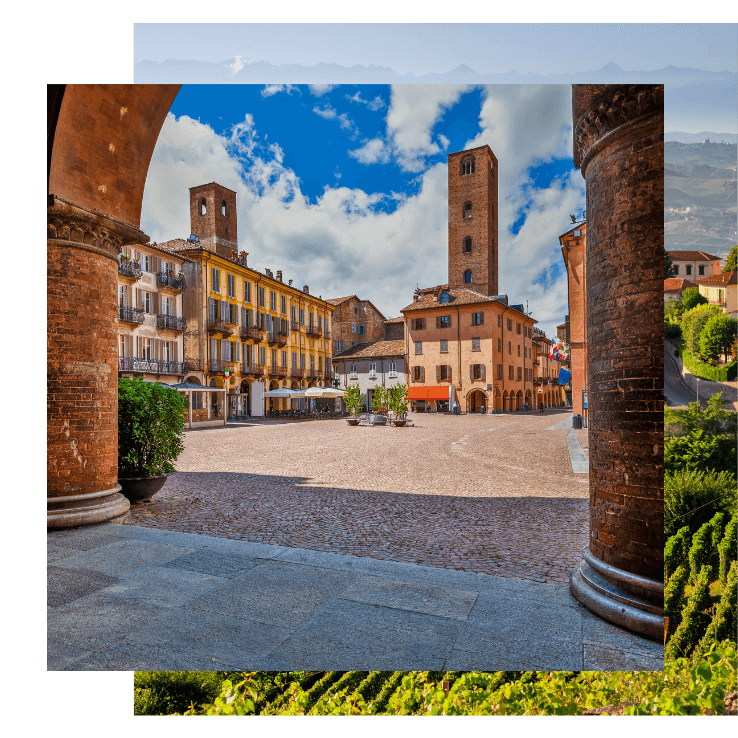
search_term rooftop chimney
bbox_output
[230,249,238,260]
[276,270,283,282]
[288,279,293,286]
[303,285,309,294]
[413,294,419,302]
[265,268,273,278]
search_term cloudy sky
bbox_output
[142,84,583,338]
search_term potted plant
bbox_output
[343,384,363,425]
[371,382,389,423]
[120,253,131,262]
[389,384,409,426]
[118,378,188,503]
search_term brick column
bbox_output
[568,85,665,641]
[47,196,148,528]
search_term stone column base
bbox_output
[47,485,130,529]
[570,548,664,642]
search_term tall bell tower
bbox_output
[189,182,238,258]
[447,145,498,296]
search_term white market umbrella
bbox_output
[263,388,296,398]
[304,387,345,397]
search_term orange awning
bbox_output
[407,386,450,401]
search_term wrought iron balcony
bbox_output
[156,314,187,331]
[118,260,142,280]
[158,360,184,375]
[117,357,135,371]
[184,358,202,372]
[325,369,334,379]
[250,363,267,375]
[240,325,264,341]
[210,359,239,373]
[305,325,322,337]
[208,319,235,335]
[131,357,159,373]
[274,366,288,377]
[291,320,299,331]
[156,271,186,291]
[118,305,145,324]
[292,368,305,378]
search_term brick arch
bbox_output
[48,84,180,529]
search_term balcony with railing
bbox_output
[274,366,288,377]
[117,356,159,373]
[210,359,239,373]
[240,325,264,341]
[208,319,235,336]
[118,260,142,281]
[305,325,322,338]
[268,331,288,346]
[290,320,299,332]
[184,358,202,372]
[156,271,186,292]
[156,314,187,332]
[250,363,267,375]
[292,367,305,378]
[118,305,145,324]
[159,360,185,375]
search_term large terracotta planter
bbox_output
[394,420,407,427]
[346,418,359,426]
[118,474,168,504]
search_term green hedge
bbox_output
[680,344,737,382]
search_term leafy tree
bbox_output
[343,384,363,418]
[681,287,708,312]
[664,248,675,278]
[664,299,683,322]
[682,304,722,358]
[699,313,737,364]
[388,384,409,415]
[371,383,389,414]
[722,245,737,273]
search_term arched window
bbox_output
[463,237,472,253]
[464,270,472,284]
[463,202,472,219]
[222,200,227,216]
[200,198,207,215]
[461,156,475,176]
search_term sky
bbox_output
[141,84,583,338]
[134,23,737,75]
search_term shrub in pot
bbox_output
[343,384,363,425]
[388,383,409,426]
[118,378,188,503]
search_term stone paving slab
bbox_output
[47,543,85,563]
[566,428,589,474]
[48,523,664,671]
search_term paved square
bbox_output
[128,410,589,585]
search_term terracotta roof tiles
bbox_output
[333,340,406,359]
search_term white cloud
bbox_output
[261,84,299,97]
[349,138,390,165]
[308,84,335,96]
[312,104,359,137]
[346,91,386,111]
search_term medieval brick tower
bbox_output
[447,145,498,296]
[189,182,238,258]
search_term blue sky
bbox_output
[143,84,583,337]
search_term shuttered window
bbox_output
[436,365,452,381]
[471,337,480,351]
[471,312,483,325]
[436,315,451,328]
[440,339,448,353]
[470,364,485,380]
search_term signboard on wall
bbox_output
[251,381,264,417]
[582,389,588,409]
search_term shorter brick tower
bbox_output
[448,145,498,296]
[189,183,238,258]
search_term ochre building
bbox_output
[157,183,334,419]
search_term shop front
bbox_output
[407,385,455,413]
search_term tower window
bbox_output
[200,198,207,215]
[464,202,472,219]
[464,270,472,284]
[463,237,472,253]
[222,200,227,216]
[461,157,475,175]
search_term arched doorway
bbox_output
[502,390,509,413]
[524,389,532,411]
[185,376,201,385]
[515,390,523,411]
[468,389,487,413]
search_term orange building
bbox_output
[401,287,537,413]
[560,223,588,419]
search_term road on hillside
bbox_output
[664,344,707,408]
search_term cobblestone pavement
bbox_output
[128,409,588,585]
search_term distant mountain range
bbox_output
[666,132,737,144]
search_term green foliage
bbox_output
[371,383,389,414]
[665,433,737,477]
[695,562,737,659]
[665,393,737,438]
[718,514,737,584]
[664,321,682,340]
[681,287,709,313]
[665,527,691,577]
[388,383,409,415]
[689,523,715,581]
[664,470,737,538]
[664,299,683,322]
[664,564,690,640]
[699,313,738,364]
[682,303,722,356]
[681,345,738,381]
[664,248,675,279]
[666,565,713,660]
[723,245,737,273]
[342,383,363,417]
[118,378,187,477]
[134,671,234,715]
